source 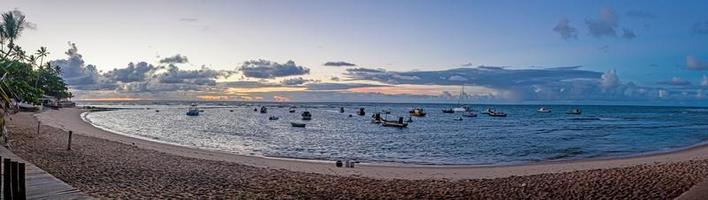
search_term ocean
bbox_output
[79,101,708,165]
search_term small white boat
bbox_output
[291,122,306,128]
[537,107,552,113]
[488,111,507,117]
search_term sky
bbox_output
[2,0,708,105]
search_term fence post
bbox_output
[37,121,40,135]
[3,159,11,200]
[67,131,72,151]
[10,161,18,199]
[18,163,25,200]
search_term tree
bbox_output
[0,10,27,60]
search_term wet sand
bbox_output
[5,108,708,198]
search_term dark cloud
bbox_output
[103,62,159,83]
[657,77,691,86]
[552,18,578,40]
[693,21,708,34]
[626,10,656,19]
[239,60,310,79]
[686,56,708,70]
[159,54,189,64]
[157,65,233,86]
[586,8,619,38]
[49,42,117,89]
[622,29,637,39]
[323,61,356,67]
[280,77,314,86]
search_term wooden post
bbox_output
[10,161,18,199]
[36,121,40,135]
[67,131,72,151]
[18,163,25,200]
[3,159,11,200]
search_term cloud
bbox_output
[552,18,578,40]
[49,42,116,89]
[621,29,636,39]
[692,21,708,34]
[157,65,233,85]
[330,76,341,81]
[159,54,189,64]
[601,69,620,89]
[586,8,619,38]
[239,59,310,79]
[656,77,691,86]
[280,77,314,86]
[448,75,468,81]
[305,83,384,91]
[626,10,656,19]
[103,62,159,83]
[323,61,356,67]
[686,56,708,70]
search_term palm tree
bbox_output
[0,10,27,60]
[35,46,48,67]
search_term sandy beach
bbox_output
[6,108,708,198]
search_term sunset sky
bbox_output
[3,0,708,105]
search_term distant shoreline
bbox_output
[35,108,708,180]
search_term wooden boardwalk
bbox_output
[0,146,91,200]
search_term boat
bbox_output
[357,108,366,116]
[339,107,345,113]
[301,111,312,120]
[442,108,454,113]
[269,116,279,120]
[253,108,258,112]
[186,103,199,116]
[452,85,471,112]
[371,112,382,123]
[409,107,427,117]
[291,122,306,128]
[488,111,507,117]
[537,107,552,113]
[260,106,267,113]
[567,108,582,115]
[381,117,408,128]
[289,109,296,113]
[462,112,477,117]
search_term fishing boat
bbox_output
[186,103,199,116]
[291,122,306,128]
[371,112,382,123]
[409,107,427,117]
[381,117,408,128]
[357,108,366,116]
[301,111,312,120]
[269,116,279,120]
[566,108,582,115]
[462,112,477,117]
[260,106,267,113]
[442,108,455,113]
[537,107,552,113]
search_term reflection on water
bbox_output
[83,103,708,165]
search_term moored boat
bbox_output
[566,108,582,115]
[488,111,507,117]
[339,107,345,113]
[371,112,382,123]
[357,108,366,116]
[409,107,427,117]
[537,107,552,113]
[442,108,454,113]
[291,122,306,127]
[301,111,312,120]
[381,117,408,128]
[269,116,279,120]
[260,106,267,113]
[186,103,199,116]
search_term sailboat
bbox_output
[453,85,470,112]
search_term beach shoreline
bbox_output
[37,108,708,180]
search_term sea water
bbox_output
[81,102,708,165]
